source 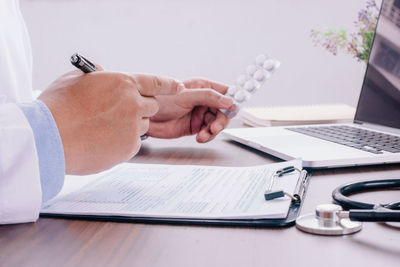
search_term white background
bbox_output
[21,0,368,107]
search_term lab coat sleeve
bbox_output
[18,100,65,203]
[0,103,42,224]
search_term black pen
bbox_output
[70,53,97,73]
[70,53,148,141]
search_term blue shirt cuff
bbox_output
[18,100,65,203]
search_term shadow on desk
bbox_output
[131,137,282,167]
[348,232,400,260]
[135,145,219,165]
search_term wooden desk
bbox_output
[1,129,400,267]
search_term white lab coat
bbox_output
[0,0,42,224]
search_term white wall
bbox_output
[21,0,368,107]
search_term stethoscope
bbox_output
[295,179,400,235]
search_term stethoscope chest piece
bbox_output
[296,204,362,235]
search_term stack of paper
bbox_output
[240,104,356,127]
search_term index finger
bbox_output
[133,74,184,96]
[184,78,229,94]
[206,80,229,95]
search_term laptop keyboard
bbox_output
[287,125,400,154]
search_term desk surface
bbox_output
[1,124,400,267]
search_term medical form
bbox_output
[42,160,302,220]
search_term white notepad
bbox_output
[241,104,356,127]
[42,160,302,220]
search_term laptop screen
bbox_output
[354,0,400,128]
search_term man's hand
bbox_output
[147,78,234,143]
[39,71,182,175]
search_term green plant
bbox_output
[310,0,379,64]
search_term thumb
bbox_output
[133,74,185,97]
[179,89,233,109]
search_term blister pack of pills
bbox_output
[221,54,280,118]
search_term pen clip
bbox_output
[79,54,97,70]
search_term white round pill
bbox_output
[253,69,270,82]
[236,74,247,86]
[244,80,257,92]
[246,64,257,76]
[234,90,247,103]
[227,85,238,96]
[255,54,267,66]
[263,59,275,71]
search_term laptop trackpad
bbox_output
[246,130,368,161]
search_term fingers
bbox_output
[190,106,208,134]
[94,63,104,71]
[147,120,183,139]
[204,112,215,125]
[210,110,230,135]
[180,89,233,110]
[139,96,159,118]
[63,69,85,78]
[133,74,184,97]
[196,124,212,143]
[204,80,229,94]
[196,110,230,143]
[184,78,229,94]
[139,118,150,136]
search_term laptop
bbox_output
[223,0,400,168]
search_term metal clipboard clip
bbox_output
[264,166,308,203]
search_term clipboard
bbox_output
[40,161,311,227]
[40,166,311,228]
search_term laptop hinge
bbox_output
[354,121,400,136]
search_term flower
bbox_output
[311,0,379,64]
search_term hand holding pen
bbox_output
[39,55,183,174]
[71,53,150,140]
[70,52,233,143]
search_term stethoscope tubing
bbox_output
[332,179,400,222]
[348,209,400,222]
